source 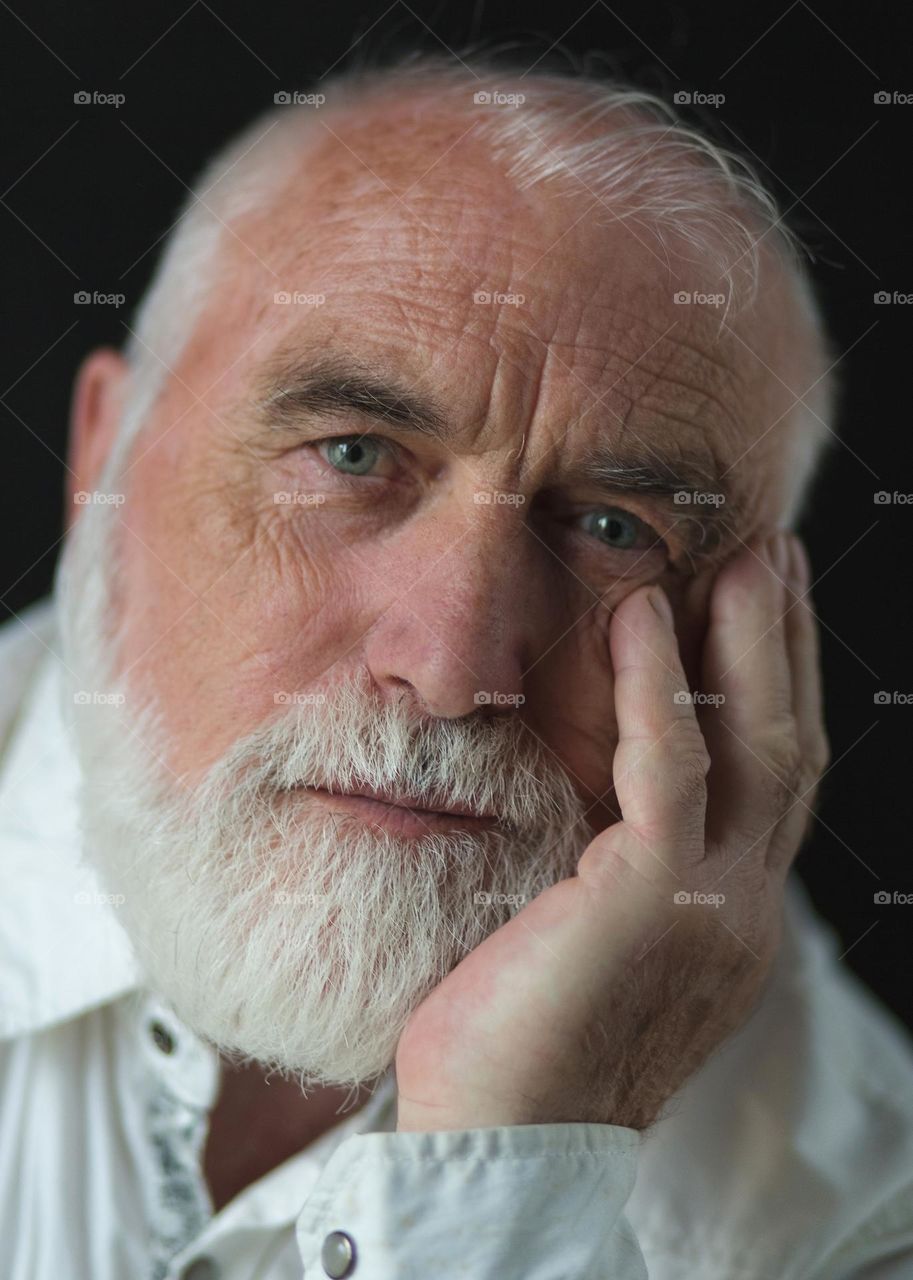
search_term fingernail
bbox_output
[789,534,810,591]
[649,586,674,627]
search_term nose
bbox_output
[362,506,549,719]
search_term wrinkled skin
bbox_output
[395,534,827,1131]
[68,94,827,1143]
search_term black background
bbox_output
[2,2,911,1028]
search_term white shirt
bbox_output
[2,597,913,1280]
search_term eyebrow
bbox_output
[257,354,449,439]
[255,354,735,558]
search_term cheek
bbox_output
[523,597,618,812]
[117,499,373,780]
[188,554,369,764]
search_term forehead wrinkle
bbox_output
[233,147,755,427]
[623,370,740,443]
[218,142,775,530]
[454,295,750,420]
[611,329,745,417]
[511,323,746,482]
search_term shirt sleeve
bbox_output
[295,1122,647,1279]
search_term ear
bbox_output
[65,348,129,532]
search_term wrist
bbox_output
[396,1099,533,1132]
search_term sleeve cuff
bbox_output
[296,1122,647,1279]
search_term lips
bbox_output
[318,781,495,820]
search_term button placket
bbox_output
[135,998,219,1280]
[141,1000,219,1111]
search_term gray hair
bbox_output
[106,51,838,519]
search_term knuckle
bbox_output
[764,760,803,813]
[670,746,711,810]
[674,767,709,812]
[805,733,831,779]
[657,725,711,774]
[757,725,803,807]
[666,716,711,767]
[758,717,800,772]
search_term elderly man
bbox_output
[1,51,912,1280]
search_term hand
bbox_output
[394,532,828,1133]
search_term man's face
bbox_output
[111,111,809,829]
[63,103,816,1083]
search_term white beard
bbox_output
[55,492,594,1089]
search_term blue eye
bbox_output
[579,507,656,550]
[323,436,383,476]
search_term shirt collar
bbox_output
[0,597,139,1039]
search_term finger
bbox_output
[784,535,829,786]
[588,584,709,876]
[701,533,797,845]
[767,534,830,871]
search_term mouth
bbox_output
[291,783,502,837]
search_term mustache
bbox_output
[211,678,588,837]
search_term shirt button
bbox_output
[321,1230,356,1277]
[149,1019,176,1055]
[181,1259,219,1280]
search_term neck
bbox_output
[202,1056,376,1213]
